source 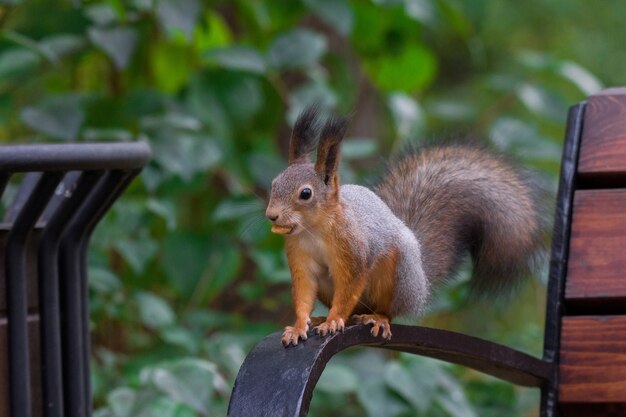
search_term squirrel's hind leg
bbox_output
[352,314,392,340]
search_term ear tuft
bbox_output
[316,114,349,185]
[289,105,322,164]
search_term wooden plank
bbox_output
[566,189,626,312]
[560,316,626,404]
[578,88,626,183]
[561,404,626,417]
[0,315,42,417]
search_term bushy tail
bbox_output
[376,145,546,295]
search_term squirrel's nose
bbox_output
[266,212,279,222]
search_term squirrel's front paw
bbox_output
[282,324,308,347]
[314,318,345,336]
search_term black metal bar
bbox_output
[539,103,585,417]
[59,170,138,417]
[38,171,103,417]
[0,172,10,220]
[3,172,43,223]
[0,172,10,198]
[41,171,83,223]
[5,172,64,417]
[227,324,552,417]
[77,169,140,415]
[0,142,151,172]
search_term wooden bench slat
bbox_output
[560,315,626,404]
[566,189,626,311]
[578,88,626,183]
[561,404,626,417]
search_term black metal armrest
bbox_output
[227,324,552,417]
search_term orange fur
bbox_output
[286,180,398,334]
[285,241,317,317]
[360,247,398,316]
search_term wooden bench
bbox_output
[0,143,150,417]
[228,88,626,417]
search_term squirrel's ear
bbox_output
[315,115,349,185]
[289,105,321,164]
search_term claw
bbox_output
[352,314,392,340]
[314,318,345,337]
[282,325,308,347]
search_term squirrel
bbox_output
[266,106,545,347]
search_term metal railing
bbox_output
[1,142,151,417]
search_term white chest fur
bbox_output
[298,231,328,265]
[296,232,333,297]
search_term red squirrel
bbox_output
[266,107,545,346]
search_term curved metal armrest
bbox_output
[228,324,552,417]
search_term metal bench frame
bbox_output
[1,142,150,417]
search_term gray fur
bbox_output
[341,185,429,316]
[376,145,546,297]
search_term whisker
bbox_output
[239,213,267,239]
[239,216,264,238]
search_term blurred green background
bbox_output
[0,0,621,416]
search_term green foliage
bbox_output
[0,0,619,416]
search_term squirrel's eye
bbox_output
[299,188,312,200]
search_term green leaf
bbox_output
[516,83,567,122]
[185,71,265,136]
[388,93,425,141]
[88,26,139,69]
[20,96,84,140]
[250,249,290,283]
[156,0,201,40]
[152,42,193,93]
[0,48,40,82]
[162,232,210,298]
[365,44,437,92]
[403,0,436,24]
[341,138,378,160]
[267,29,327,69]
[3,30,59,64]
[107,387,136,417]
[356,380,410,417]
[316,364,358,393]
[193,10,233,50]
[558,61,603,96]
[303,0,353,35]
[489,117,561,163]
[82,128,133,142]
[141,358,221,415]
[136,292,176,330]
[426,98,476,121]
[247,152,285,189]
[288,80,337,123]
[159,326,199,354]
[433,371,478,417]
[150,133,222,181]
[84,3,119,26]
[204,46,267,74]
[113,233,158,274]
[147,198,177,230]
[89,267,122,294]
[212,197,265,222]
[384,361,430,412]
[203,242,242,303]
